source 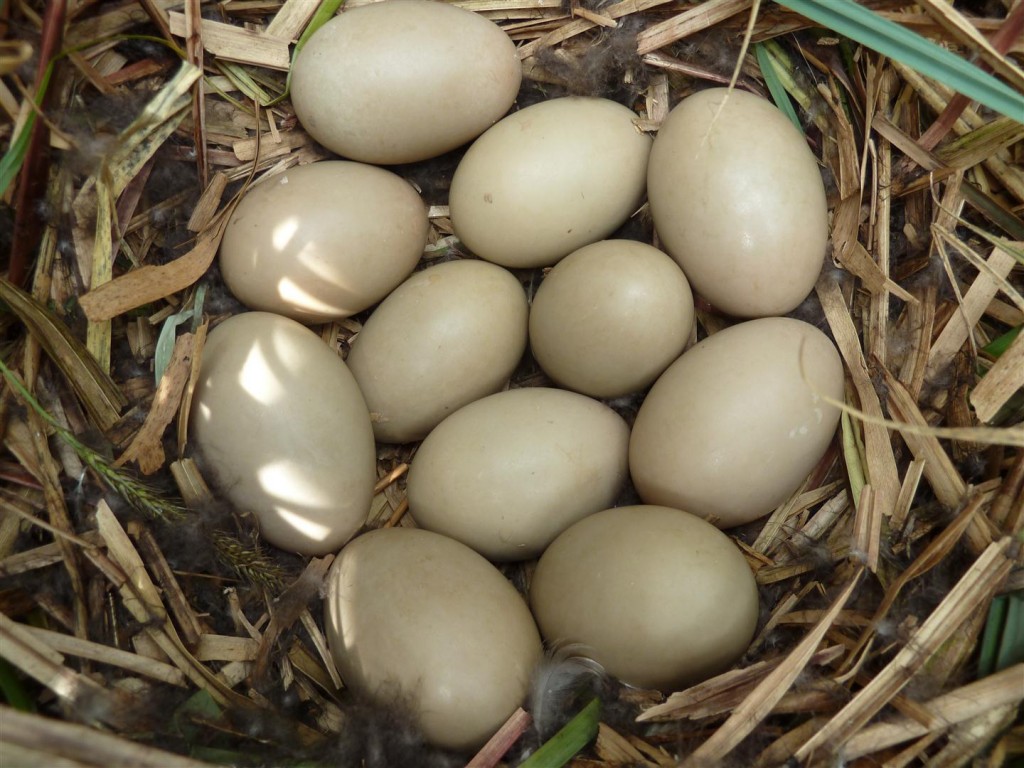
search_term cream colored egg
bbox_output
[346,259,528,443]
[407,388,629,560]
[449,97,652,268]
[189,312,375,555]
[219,161,428,324]
[324,528,542,750]
[530,505,759,691]
[528,240,694,398]
[647,88,828,317]
[629,317,844,528]
[291,0,521,164]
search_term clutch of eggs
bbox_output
[191,8,854,751]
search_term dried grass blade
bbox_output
[90,502,254,710]
[185,0,208,188]
[971,329,1024,423]
[0,705,216,767]
[0,613,137,727]
[266,0,322,42]
[842,491,987,673]
[168,12,291,70]
[680,572,862,765]
[925,243,1019,385]
[636,0,752,56]
[114,332,194,474]
[840,663,1024,760]
[15,624,188,687]
[915,0,1024,93]
[817,278,901,518]
[466,708,534,768]
[0,280,126,430]
[793,538,1015,761]
[880,368,994,555]
[0,41,32,76]
[518,0,674,59]
[777,0,1024,122]
[77,203,234,322]
[638,646,845,722]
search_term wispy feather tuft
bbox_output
[528,644,606,740]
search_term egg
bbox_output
[449,97,652,268]
[647,88,828,317]
[324,527,542,750]
[407,388,629,560]
[346,259,528,443]
[528,240,694,398]
[219,161,428,324]
[530,505,759,691]
[629,317,844,528]
[290,0,521,164]
[189,312,376,555]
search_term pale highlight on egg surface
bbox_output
[628,317,844,528]
[647,88,829,317]
[219,161,429,323]
[189,312,376,555]
[291,0,521,164]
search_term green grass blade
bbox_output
[777,0,1024,122]
[295,0,345,53]
[0,657,36,712]
[995,592,1024,672]
[982,326,1021,359]
[755,42,803,133]
[519,697,600,768]
[841,410,866,504]
[265,0,345,107]
[0,59,55,198]
[978,594,1008,676]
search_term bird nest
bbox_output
[1,0,1022,766]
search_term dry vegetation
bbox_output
[1,0,1023,766]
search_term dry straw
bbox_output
[1,0,1022,766]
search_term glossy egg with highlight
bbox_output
[189,312,376,555]
[220,161,428,324]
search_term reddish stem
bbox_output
[8,0,66,289]
[917,2,1024,152]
